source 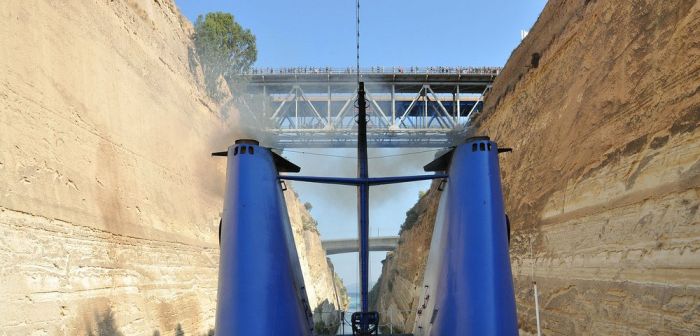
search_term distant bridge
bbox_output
[233,67,500,148]
[321,236,400,255]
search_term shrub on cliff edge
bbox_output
[194,12,256,101]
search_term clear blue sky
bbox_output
[176,0,546,304]
[176,0,546,67]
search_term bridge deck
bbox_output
[240,71,498,94]
[322,236,400,255]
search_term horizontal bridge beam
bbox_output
[321,236,400,255]
[245,82,490,95]
[270,95,480,102]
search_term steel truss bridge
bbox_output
[233,67,500,148]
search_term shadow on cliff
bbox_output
[151,324,214,336]
[86,307,123,336]
[85,309,214,336]
[154,324,215,336]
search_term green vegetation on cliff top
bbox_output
[193,12,256,100]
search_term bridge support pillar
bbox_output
[456,85,461,122]
[423,85,429,128]
[391,84,396,126]
[294,85,299,128]
[327,84,332,123]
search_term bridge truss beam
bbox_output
[234,71,497,148]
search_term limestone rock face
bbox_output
[284,189,349,334]
[0,1,223,335]
[372,0,699,334]
[0,1,344,335]
[477,1,699,334]
[369,182,440,334]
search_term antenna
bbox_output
[356,0,360,84]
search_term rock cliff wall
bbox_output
[0,1,344,335]
[372,0,699,334]
[285,188,349,334]
[369,182,440,333]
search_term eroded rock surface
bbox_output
[285,188,349,334]
[0,1,344,335]
[369,182,440,334]
[372,0,699,334]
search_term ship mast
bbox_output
[356,82,369,313]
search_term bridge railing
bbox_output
[238,66,502,76]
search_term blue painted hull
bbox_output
[414,137,518,335]
[215,142,312,335]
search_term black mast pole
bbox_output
[357,82,370,314]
